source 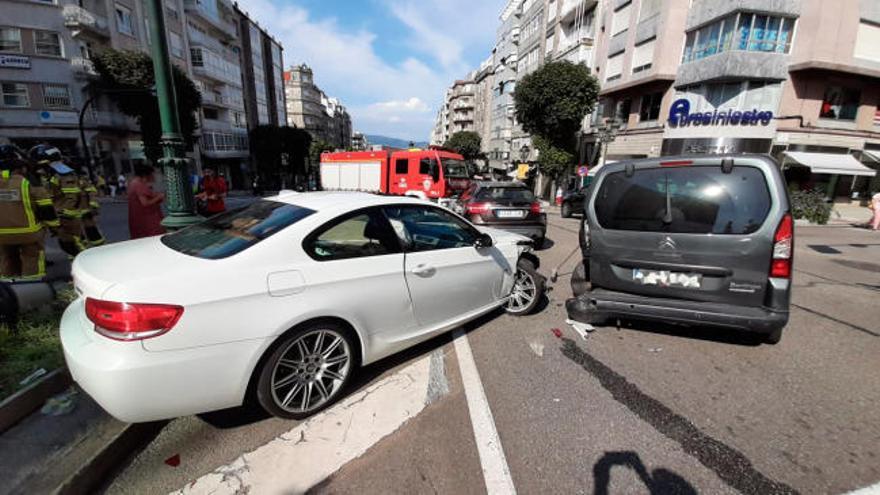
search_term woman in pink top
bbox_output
[127,165,166,239]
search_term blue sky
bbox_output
[239,0,506,141]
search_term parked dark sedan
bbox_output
[455,181,547,246]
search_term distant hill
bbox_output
[365,135,429,149]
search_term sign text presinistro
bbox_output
[668,99,773,128]
[0,54,30,69]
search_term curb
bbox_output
[55,420,168,495]
[0,368,71,435]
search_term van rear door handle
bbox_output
[411,264,436,277]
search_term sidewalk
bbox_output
[830,203,874,226]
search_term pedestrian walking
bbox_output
[870,191,880,231]
[127,164,165,239]
[0,146,58,282]
[117,172,127,195]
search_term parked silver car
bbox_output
[567,155,793,344]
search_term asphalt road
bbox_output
[102,207,880,494]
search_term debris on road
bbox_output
[551,328,563,339]
[528,340,544,357]
[566,319,594,340]
[165,454,181,467]
[648,347,663,353]
[40,387,77,416]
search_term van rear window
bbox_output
[594,166,771,234]
[162,200,315,259]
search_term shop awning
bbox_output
[782,152,877,177]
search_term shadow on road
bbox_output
[596,318,765,347]
[592,451,697,495]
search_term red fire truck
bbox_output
[320,147,471,205]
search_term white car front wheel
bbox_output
[505,258,544,316]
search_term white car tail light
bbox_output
[85,298,184,341]
[770,213,793,278]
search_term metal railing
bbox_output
[70,57,97,78]
[62,5,109,36]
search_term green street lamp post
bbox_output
[145,0,202,229]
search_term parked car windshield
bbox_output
[594,166,771,234]
[162,200,316,259]
[475,186,536,203]
[442,159,469,178]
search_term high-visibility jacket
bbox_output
[49,172,86,219]
[80,175,100,212]
[0,169,57,244]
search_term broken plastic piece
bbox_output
[551,328,563,339]
[40,387,78,416]
[165,454,181,467]
[566,319,594,340]
[19,368,47,386]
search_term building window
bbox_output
[854,20,880,63]
[169,31,183,58]
[683,12,795,63]
[611,2,632,36]
[639,0,660,21]
[203,107,218,120]
[116,5,135,36]
[42,83,71,107]
[34,31,62,57]
[616,98,632,123]
[820,86,860,121]
[632,38,655,73]
[605,52,623,82]
[1,83,29,107]
[639,92,662,122]
[0,28,22,53]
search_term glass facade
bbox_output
[683,12,796,63]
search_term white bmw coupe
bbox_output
[61,192,543,422]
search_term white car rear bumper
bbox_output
[60,299,267,423]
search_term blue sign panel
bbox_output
[667,98,773,127]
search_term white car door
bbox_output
[300,208,418,340]
[383,205,507,329]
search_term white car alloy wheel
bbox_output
[505,259,544,316]
[261,326,353,417]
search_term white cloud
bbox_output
[239,0,503,140]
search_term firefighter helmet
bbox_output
[28,144,62,165]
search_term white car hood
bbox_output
[478,226,531,246]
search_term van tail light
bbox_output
[85,298,184,341]
[770,213,793,278]
[530,202,544,214]
[466,202,491,215]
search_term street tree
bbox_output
[444,131,483,160]
[309,139,334,169]
[250,126,311,188]
[513,60,599,179]
[92,49,201,163]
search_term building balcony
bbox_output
[63,5,110,39]
[686,0,801,31]
[676,50,789,87]
[554,37,593,65]
[560,0,598,24]
[187,27,227,54]
[71,57,98,79]
[201,117,234,132]
[183,0,237,40]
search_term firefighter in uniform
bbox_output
[29,145,86,257]
[0,145,59,282]
[79,171,105,246]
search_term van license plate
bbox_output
[496,210,525,218]
[633,269,702,288]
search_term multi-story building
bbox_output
[351,131,368,150]
[473,56,495,155]
[284,64,352,150]
[488,0,523,168]
[589,0,879,201]
[511,0,550,161]
[0,0,286,187]
[448,77,477,136]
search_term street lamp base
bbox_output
[161,212,203,230]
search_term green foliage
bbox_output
[514,61,600,153]
[444,131,483,160]
[250,126,312,183]
[0,286,75,401]
[790,189,832,225]
[92,49,202,163]
[309,139,335,169]
[533,136,575,180]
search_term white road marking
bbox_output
[453,329,517,494]
[172,355,433,495]
[847,482,880,495]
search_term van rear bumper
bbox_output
[565,288,788,334]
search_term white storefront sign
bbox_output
[39,110,79,125]
[0,54,31,69]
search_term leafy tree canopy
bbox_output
[533,136,574,180]
[309,139,334,168]
[92,49,201,163]
[444,131,483,160]
[514,61,599,154]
